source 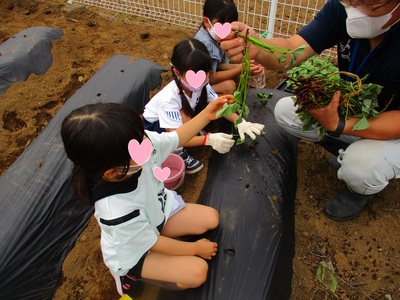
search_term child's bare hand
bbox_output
[194,238,218,260]
[250,61,264,76]
[205,95,234,120]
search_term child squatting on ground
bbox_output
[193,0,265,95]
[61,97,233,297]
[143,38,265,174]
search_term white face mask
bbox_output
[206,18,217,40]
[345,4,400,39]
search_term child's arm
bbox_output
[210,61,264,84]
[217,62,241,71]
[175,95,233,148]
[208,65,242,84]
[150,235,218,260]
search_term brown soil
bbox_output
[1,1,399,299]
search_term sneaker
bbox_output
[177,150,204,174]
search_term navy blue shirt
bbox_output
[298,0,400,111]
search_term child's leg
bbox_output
[141,252,209,289]
[212,80,236,95]
[162,203,219,238]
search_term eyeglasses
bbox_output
[339,0,394,11]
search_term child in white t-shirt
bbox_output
[143,38,264,174]
[61,97,232,297]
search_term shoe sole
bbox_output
[185,163,204,175]
[323,208,359,222]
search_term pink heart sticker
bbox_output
[214,22,232,39]
[153,167,171,182]
[128,139,153,166]
[186,70,206,89]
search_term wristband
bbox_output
[327,115,345,138]
[203,132,211,146]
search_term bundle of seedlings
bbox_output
[217,30,306,144]
[285,56,384,137]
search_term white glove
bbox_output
[205,132,235,154]
[236,118,265,140]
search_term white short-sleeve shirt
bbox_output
[143,80,218,129]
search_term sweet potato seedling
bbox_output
[217,30,306,144]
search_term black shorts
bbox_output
[143,118,165,133]
[120,252,147,296]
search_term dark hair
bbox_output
[171,38,212,118]
[203,0,238,24]
[61,102,144,205]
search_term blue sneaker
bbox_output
[177,150,204,174]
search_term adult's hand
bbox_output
[308,91,342,132]
[221,22,259,63]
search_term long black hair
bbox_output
[61,102,144,205]
[170,38,212,118]
[203,0,238,25]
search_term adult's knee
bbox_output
[273,96,296,127]
[338,140,392,194]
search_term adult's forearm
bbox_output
[253,35,315,70]
[343,110,400,140]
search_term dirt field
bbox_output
[1,1,399,299]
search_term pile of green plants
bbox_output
[285,56,383,136]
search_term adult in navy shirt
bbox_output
[221,0,400,221]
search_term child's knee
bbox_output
[188,259,209,288]
[207,207,220,230]
[176,258,208,289]
[226,80,237,94]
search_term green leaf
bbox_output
[316,262,338,294]
[256,92,273,105]
[236,138,245,145]
[234,115,243,127]
[216,103,238,118]
[291,45,308,55]
[278,55,287,64]
[352,116,370,131]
